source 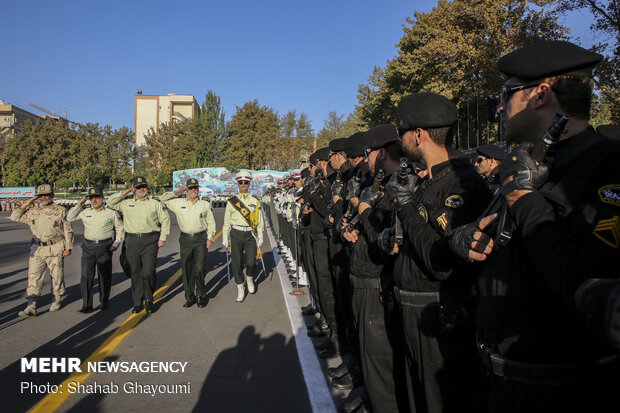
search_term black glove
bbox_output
[345,178,362,200]
[498,142,550,195]
[331,180,345,198]
[379,227,396,255]
[385,173,418,206]
[359,186,384,208]
[448,222,480,262]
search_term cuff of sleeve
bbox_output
[358,208,372,229]
[159,237,166,242]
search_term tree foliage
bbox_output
[192,91,229,167]
[316,111,363,148]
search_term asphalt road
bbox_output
[0,207,339,413]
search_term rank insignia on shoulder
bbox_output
[598,185,620,207]
[436,212,448,232]
[418,205,428,222]
[445,195,464,208]
[593,216,620,248]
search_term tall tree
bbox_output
[316,111,362,147]
[225,100,280,171]
[192,91,229,167]
[280,110,298,137]
[296,112,315,138]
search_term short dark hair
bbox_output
[383,141,405,162]
[520,76,593,120]
[426,123,456,147]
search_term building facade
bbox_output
[134,93,199,148]
[0,101,45,145]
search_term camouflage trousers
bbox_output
[27,243,65,298]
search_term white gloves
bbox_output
[257,240,263,249]
[222,240,229,249]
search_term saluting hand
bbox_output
[77,197,88,207]
[174,188,187,197]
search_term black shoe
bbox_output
[339,394,372,413]
[307,322,329,337]
[318,344,339,359]
[332,373,355,390]
[197,296,207,308]
[183,299,196,308]
[302,307,317,316]
[77,306,93,314]
[328,361,349,379]
[145,301,154,314]
[131,305,144,314]
[301,303,315,311]
[314,337,333,351]
[100,302,109,311]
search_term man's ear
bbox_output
[533,82,553,109]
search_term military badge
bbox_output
[418,205,428,222]
[598,185,620,207]
[436,212,448,232]
[593,216,620,248]
[137,177,143,183]
[445,195,464,208]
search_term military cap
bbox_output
[132,176,148,188]
[35,183,53,196]
[329,138,348,153]
[476,144,507,161]
[235,171,252,182]
[397,93,458,129]
[597,124,620,140]
[497,41,603,80]
[186,178,199,189]
[293,172,302,179]
[344,132,366,157]
[363,124,399,151]
[300,168,311,179]
[87,186,103,197]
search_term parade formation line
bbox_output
[29,231,222,413]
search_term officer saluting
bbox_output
[67,186,124,313]
[107,176,170,314]
[11,183,74,316]
[222,171,264,303]
[160,178,216,308]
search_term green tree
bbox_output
[192,91,229,167]
[356,0,568,146]
[296,112,315,138]
[280,110,297,137]
[143,118,197,179]
[225,100,281,170]
[316,111,362,148]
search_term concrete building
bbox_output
[134,93,200,148]
[0,101,45,145]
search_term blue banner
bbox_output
[0,187,36,198]
[172,168,289,196]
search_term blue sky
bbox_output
[1,0,599,133]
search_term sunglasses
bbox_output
[238,181,250,185]
[500,83,540,104]
[135,185,147,189]
[475,157,488,164]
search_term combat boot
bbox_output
[18,298,37,317]
[246,276,256,294]
[236,284,245,302]
[49,296,62,312]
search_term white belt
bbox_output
[232,225,253,232]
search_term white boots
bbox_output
[246,276,256,294]
[236,284,245,302]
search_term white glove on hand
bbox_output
[222,240,229,249]
[257,240,263,249]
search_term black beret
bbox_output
[87,186,103,197]
[328,138,348,153]
[363,124,399,150]
[397,92,457,129]
[310,147,331,163]
[597,124,620,140]
[132,176,148,187]
[300,168,311,178]
[497,41,603,80]
[476,144,507,161]
[186,178,199,188]
[344,131,366,157]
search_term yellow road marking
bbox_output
[29,230,222,413]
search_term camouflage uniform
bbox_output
[10,184,74,315]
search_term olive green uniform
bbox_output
[11,204,74,298]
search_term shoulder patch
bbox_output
[418,205,428,222]
[436,212,448,232]
[598,185,620,207]
[593,216,620,248]
[445,195,464,208]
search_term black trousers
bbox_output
[329,232,352,344]
[352,285,409,413]
[400,302,477,413]
[179,232,208,301]
[125,232,159,307]
[302,229,321,311]
[312,236,336,330]
[80,238,114,308]
[230,228,256,285]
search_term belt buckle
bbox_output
[478,342,493,372]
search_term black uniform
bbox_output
[476,129,620,412]
[350,172,409,413]
[394,158,492,413]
